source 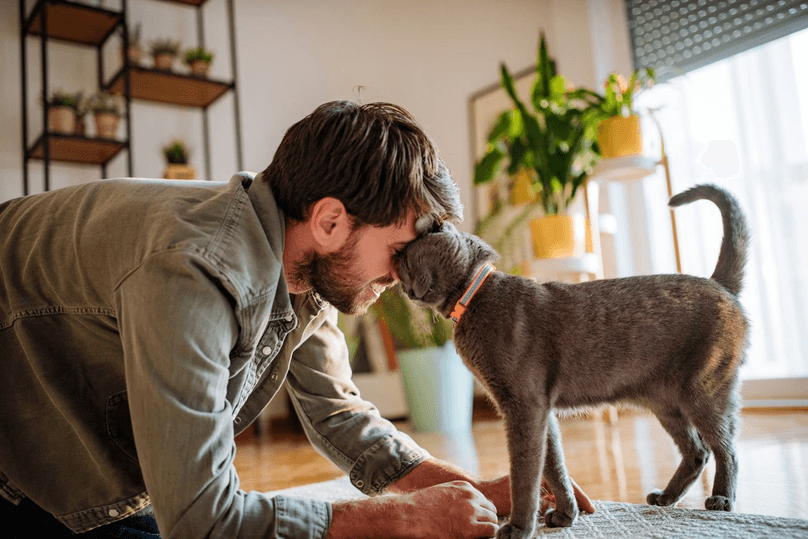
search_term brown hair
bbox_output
[260,101,462,228]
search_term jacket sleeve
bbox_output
[285,305,429,496]
[116,251,330,539]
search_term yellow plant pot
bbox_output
[164,164,196,180]
[48,106,76,134]
[510,169,536,205]
[529,215,584,258]
[94,112,119,139]
[597,114,643,158]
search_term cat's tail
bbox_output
[669,184,750,296]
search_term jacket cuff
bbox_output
[274,495,331,539]
[348,433,430,495]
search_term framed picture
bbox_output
[468,64,536,221]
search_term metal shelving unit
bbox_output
[19,0,243,195]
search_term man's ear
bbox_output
[308,197,352,252]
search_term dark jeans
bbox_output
[1,496,160,538]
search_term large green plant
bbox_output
[474,33,603,217]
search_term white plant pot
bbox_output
[397,341,474,434]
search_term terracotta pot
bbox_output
[529,215,584,258]
[94,112,119,139]
[597,114,643,158]
[153,53,174,70]
[48,106,76,134]
[163,164,196,180]
[189,60,210,77]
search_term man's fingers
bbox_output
[570,478,596,514]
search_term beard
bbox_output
[291,230,391,315]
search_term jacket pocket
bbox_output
[106,391,139,462]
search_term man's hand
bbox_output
[328,481,499,539]
[540,477,596,514]
[475,474,595,516]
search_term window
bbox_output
[636,27,808,382]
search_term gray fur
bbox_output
[396,184,750,538]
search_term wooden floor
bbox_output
[234,406,808,520]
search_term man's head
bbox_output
[261,100,462,229]
[264,101,463,315]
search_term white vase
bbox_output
[397,341,474,434]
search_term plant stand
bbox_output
[589,114,682,273]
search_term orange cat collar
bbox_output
[450,263,496,323]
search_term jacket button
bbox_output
[261,346,272,356]
[355,480,364,488]
[270,371,278,382]
[108,509,119,517]
[234,417,242,424]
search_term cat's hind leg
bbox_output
[685,385,740,511]
[646,405,711,507]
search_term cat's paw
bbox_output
[705,495,733,511]
[646,489,678,506]
[495,523,532,539]
[544,508,575,528]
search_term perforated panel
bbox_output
[625,0,808,81]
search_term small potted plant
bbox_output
[596,68,656,158]
[149,38,181,70]
[41,89,80,134]
[184,46,214,77]
[87,91,122,139]
[162,139,195,179]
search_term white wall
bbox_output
[1,0,633,232]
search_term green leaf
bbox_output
[550,75,567,99]
[486,110,512,143]
[473,147,505,185]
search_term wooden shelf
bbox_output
[26,2,121,46]
[29,134,126,165]
[106,66,234,108]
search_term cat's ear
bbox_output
[415,215,460,236]
[438,222,458,235]
[415,215,440,235]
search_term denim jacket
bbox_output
[0,172,428,537]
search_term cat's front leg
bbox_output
[541,413,578,528]
[495,402,550,539]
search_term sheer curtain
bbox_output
[626,27,808,385]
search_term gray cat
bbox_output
[395,184,749,538]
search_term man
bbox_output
[1,101,591,538]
